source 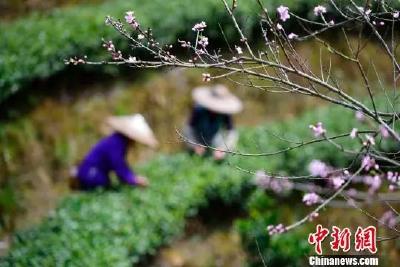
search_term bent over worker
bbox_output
[75,114,158,190]
[183,84,243,160]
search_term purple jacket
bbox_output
[77,133,136,189]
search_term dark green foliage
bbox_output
[1,154,251,266]
[0,0,260,102]
[4,0,399,102]
[236,190,311,267]
[3,99,394,266]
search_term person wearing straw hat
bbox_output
[183,84,243,160]
[74,114,158,190]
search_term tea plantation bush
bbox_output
[236,191,312,267]
[0,0,255,102]
[2,0,388,102]
[235,98,400,267]
[2,99,393,266]
[1,154,251,266]
[232,104,364,266]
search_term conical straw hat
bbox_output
[192,84,243,114]
[106,114,158,148]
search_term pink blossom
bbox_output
[276,23,283,30]
[198,36,209,47]
[364,175,381,194]
[357,7,371,15]
[346,188,358,198]
[314,5,327,16]
[308,212,319,222]
[308,160,330,177]
[288,33,298,39]
[355,111,365,122]
[254,170,271,189]
[394,11,400,19]
[65,57,86,65]
[270,179,294,194]
[253,170,293,194]
[303,192,321,206]
[267,223,286,235]
[196,49,206,55]
[387,171,399,183]
[235,46,243,54]
[277,6,290,22]
[102,40,122,60]
[113,51,122,60]
[269,180,282,193]
[347,198,356,206]
[380,21,385,26]
[126,56,137,63]
[331,176,345,190]
[380,211,398,228]
[389,184,397,191]
[281,179,294,192]
[363,134,375,146]
[328,20,335,26]
[178,40,191,48]
[309,122,326,137]
[125,11,139,29]
[125,11,135,23]
[380,125,390,138]
[361,155,378,171]
[387,172,399,191]
[103,40,115,51]
[192,21,207,32]
[350,128,358,139]
[202,73,211,82]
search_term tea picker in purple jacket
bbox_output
[183,84,243,160]
[75,114,158,190]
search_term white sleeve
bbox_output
[212,129,238,151]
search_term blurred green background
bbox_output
[1,0,400,266]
